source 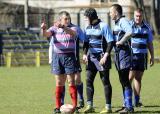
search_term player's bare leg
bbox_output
[129,70,144,107]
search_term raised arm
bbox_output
[41,22,52,38]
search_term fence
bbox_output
[4,51,48,68]
[0,7,160,67]
[0,28,50,67]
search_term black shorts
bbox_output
[130,53,147,71]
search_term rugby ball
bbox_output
[60,104,74,114]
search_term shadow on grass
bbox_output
[112,105,160,113]
[113,105,160,108]
[134,110,160,113]
[134,105,160,113]
[143,105,160,108]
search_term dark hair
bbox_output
[135,8,143,13]
[111,4,123,16]
[84,8,98,20]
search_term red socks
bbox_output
[55,85,77,109]
[55,86,63,109]
[69,85,77,108]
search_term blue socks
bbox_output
[61,83,84,105]
[61,86,65,105]
[77,83,84,101]
[124,88,133,109]
[134,95,140,104]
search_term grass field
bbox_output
[0,64,160,114]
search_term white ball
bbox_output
[60,104,74,114]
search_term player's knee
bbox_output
[134,75,142,81]
[68,79,75,86]
[86,78,94,87]
[101,76,111,86]
[75,76,81,84]
[56,80,65,86]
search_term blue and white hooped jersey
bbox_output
[113,17,132,70]
[113,16,132,45]
[84,19,113,54]
[130,20,153,54]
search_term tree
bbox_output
[151,0,158,35]
[24,0,29,28]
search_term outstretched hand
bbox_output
[41,22,47,30]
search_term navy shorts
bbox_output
[86,53,111,71]
[114,49,131,71]
[130,53,147,71]
[51,53,76,75]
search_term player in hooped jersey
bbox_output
[48,21,85,110]
[129,8,154,107]
[41,11,78,114]
[109,4,134,113]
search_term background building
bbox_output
[0,0,154,30]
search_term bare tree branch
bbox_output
[151,0,158,35]
[133,0,139,8]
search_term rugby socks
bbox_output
[55,86,63,109]
[87,100,93,107]
[69,85,77,107]
[61,86,65,105]
[99,70,112,105]
[76,83,84,101]
[86,86,94,107]
[104,85,112,104]
[134,95,140,104]
[86,70,95,106]
[124,88,133,109]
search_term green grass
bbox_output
[0,64,160,114]
[153,40,160,58]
